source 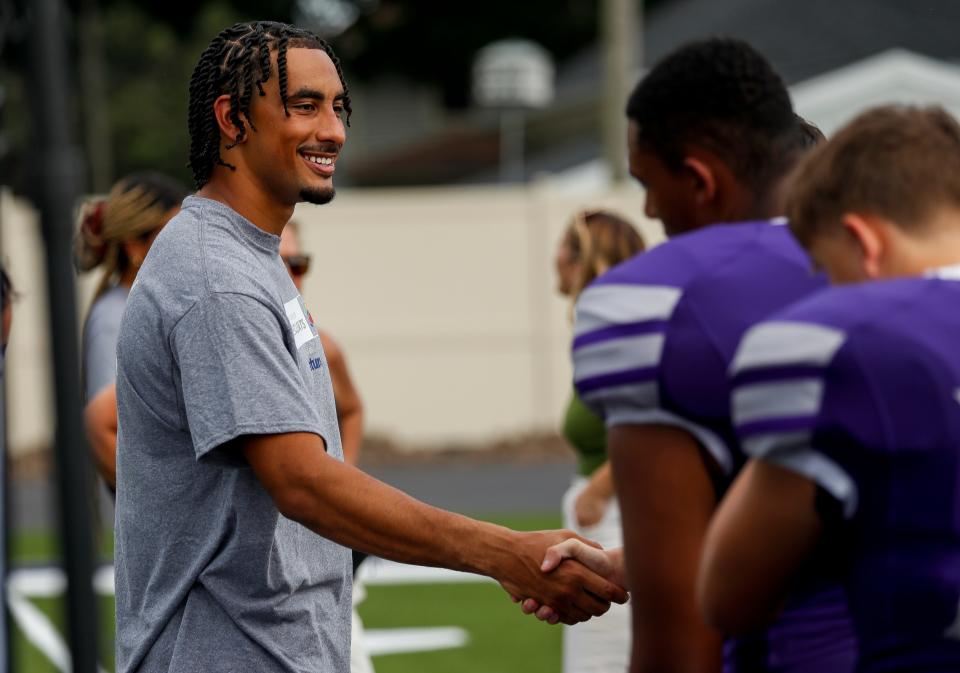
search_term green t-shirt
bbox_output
[562,391,608,476]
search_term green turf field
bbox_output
[11,512,564,673]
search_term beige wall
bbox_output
[3,192,55,455]
[1,182,660,456]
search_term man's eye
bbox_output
[293,103,315,112]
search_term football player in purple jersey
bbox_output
[700,105,960,673]
[525,38,855,673]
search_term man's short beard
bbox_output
[300,186,336,205]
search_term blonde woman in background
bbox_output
[555,210,644,673]
[76,173,187,491]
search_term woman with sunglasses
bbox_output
[76,172,187,492]
[279,221,364,466]
[554,209,645,673]
[279,220,374,673]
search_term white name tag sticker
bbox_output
[284,296,318,349]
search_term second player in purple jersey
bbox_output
[573,219,855,672]
[699,105,960,673]
[727,269,960,672]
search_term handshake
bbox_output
[491,529,628,626]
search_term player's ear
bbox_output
[212,95,249,149]
[841,213,884,279]
[682,156,717,205]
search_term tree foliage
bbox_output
[339,0,601,108]
[2,0,298,192]
[0,0,658,192]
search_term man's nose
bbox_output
[316,110,346,148]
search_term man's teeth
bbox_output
[305,155,334,166]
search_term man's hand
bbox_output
[544,540,626,587]
[496,530,628,626]
[520,540,627,624]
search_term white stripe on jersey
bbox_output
[733,378,825,425]
[573,334,666,382]
[743,430,812,459]
[753,441,859,519]
[926,263,960,280]
[581,381,660,418]
[744,431,858,519]
[603,405,733,475]
[574,284,682,337]
[731,321,846,374]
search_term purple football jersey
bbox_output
[573,219,855,673]
[731,264,960,673]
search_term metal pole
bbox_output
[601,0,639,183]
[1,192,9,673]
[499,109,525,184]
[79,0,113,192]
[28,1,99,672]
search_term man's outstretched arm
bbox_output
[241,432,628,624]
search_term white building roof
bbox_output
[793,49,960,136]
[553,48,960,188]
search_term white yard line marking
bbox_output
[7,584,108,673]
[10,560,491,598]
[8,567,66,597]
[365,627,470,657]
[357,558,494,586]
[8,563,479,664]
[7,588,70,672]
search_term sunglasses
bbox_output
[282,254,312,277]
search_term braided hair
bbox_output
[187,21,352,190]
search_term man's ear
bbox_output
[682,156,717,205]
[212,94,249,149]
[840,213,885,279]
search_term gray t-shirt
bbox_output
[83,284,128,401]
[114,195,351,673]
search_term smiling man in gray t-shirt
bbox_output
[114,21,626,673]
[117,195,350,671]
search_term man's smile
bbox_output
[299,150,336,176]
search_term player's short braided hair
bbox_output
[187,21,352,189]
[626,38,795,195]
